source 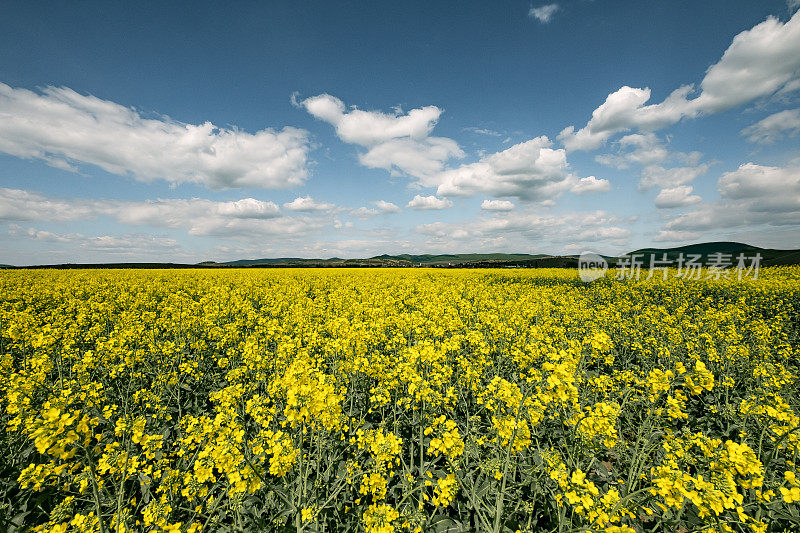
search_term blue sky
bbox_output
[1,1,799,264]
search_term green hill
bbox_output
[218,243,800,269]
[224,257,312,266]
[220,253,552,267]
[368,253,548,264]
[620,241,797,267]
[7,241,799,269]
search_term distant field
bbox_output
[1,268,799,532]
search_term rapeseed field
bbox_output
[1,268,799,532]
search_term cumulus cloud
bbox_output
[359,137,465,178]
[741,108,800,143]
[406,195,453,210]
[558,85,695,151]
[639,163,712,190]
[124,200,327,238]
[693,13,800,113]
[300,93,463,179]
[112,198,282,231]
[529,4,559,23]
[595,133,670,169]
[481,199,515,211]
[0,83,311,189]
[653,229,702,243]
[417,209,634,251]
[372,200,401,213]
[110,198,325,238]
[654,186,702,208]
[0,187,96,221]
[348,201,404,218]
[83,234,181,252]
[300,94,603,204]
[570,176,612,194]
[464,127,502,137]
[332,218,354,229]
[559,11,800,151]
[7,224,82,242]
[0,187,331,238]
[430,136,608,200]
[594,132,711,204]
[717,163,800,211]
[7,224,181,255]
[663,163,800,234]
[213,198,282,218]
[283,196,335,212]
[350,207,380,219]
[302,94,439,145]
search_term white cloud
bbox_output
[0,83,311,189]
[8,224,81,242]
[110,197,325,238]
[112,198,282,230]
[406,195,453,210]
[359,137,464,178]
[83,234,181,252]
[283,196,335,212]
[121,199,330,238]
[596,133,710,204]
[559,11,800,151]
[717,163,800,211]
[432,136,596,200]
[0,187,96,221]
[7,224,181,254]
[481,199,515,211]
[558,85,695,151]
[350,207,379,219]
[348,201,402,218]
[214,198,282,218]
[417,209,634,251]
[654,186,702,208]
[122,205,323,238]
[0,187,330,239]
[639,163,711,190]
[595,132,670,169]
[741,108,800,143]
[464,127,502,137]
[693,13,800,113]
[300,94,602,205]
[575,226,631,241]
[302,94,438,145]
[300,93,463,179]
[570,176,611,194]
[663,163,800,234]
[653,229,702,243]
[372,200,401,213]
[333,219,355,229]
[529,4,559,23]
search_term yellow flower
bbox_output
[301,506,316,522]
[363,503,399,533]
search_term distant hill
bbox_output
[7,262,208,269]
[621,241,798,267]
[368,253,548,264]
[4,241,799,269]
[627,241,760,256]
[216,242,800,269]
[225,257,310,266]
[219,253,566,268]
